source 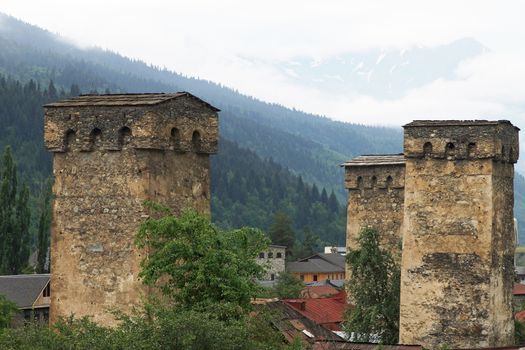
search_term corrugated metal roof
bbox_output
[284,291,348,331]
[513,283,525,296]
[44,92,220,111]
[0,274,50,309]
[342,154,405,167]
[253,300,344,344]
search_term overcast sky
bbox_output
[2,0,525,128]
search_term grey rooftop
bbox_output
[404,119,518,129]
[44,92,220,111]
[0,274,50,309]
[342,154,405,167]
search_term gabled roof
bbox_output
[287,253,346,274]
[44,92,220,111]
[253,299,344,345]
[0,274,50,309]
[513,283,525,296]
[284,291,348,331]
[342,154,405,167]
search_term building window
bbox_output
[192,130,202,152]
[268,252,273,258]
[313,275,318,282]
[270,274,275,281]
[276,252,282,258]
[259,252,265,259]
[300,275,304,281]
[43,283,50,298]
[118,126,132,147]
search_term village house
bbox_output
[287,253,345,283]
[256,244,286,281]
[0,274,50,325]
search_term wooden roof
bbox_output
[342,154,405,167]
[44,92,220,111]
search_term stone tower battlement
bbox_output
[43,93,219,326]
[344,120,520,349]
[403,120,519,162]
[44,93,218,154]
[343,155,405,256]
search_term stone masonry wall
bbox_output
[399,121,518,349]
[44,94,218,326]
[344,161,405,257]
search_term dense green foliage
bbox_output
[212,140,345,245]
[36,179,52,273]
[136,203,268,314]
[273,272,304,299]
[344,227,400,345]
[0,209,297,350]
[0,295,17,329]
[0,147,31,274]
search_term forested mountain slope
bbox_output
[0,13,524,244]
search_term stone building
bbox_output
[343,154,405,257]
[400,120,518,348]
[257,244,286,281]
[43,93,219,326]
[344,120,519,349]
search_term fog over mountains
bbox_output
[0,12,524,243]
[267,38,487,99]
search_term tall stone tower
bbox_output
[44,93,219,325]
[399,120,519,349]
[343,154,405,256]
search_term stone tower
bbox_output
[343,154,405,257]
[44,93,219,325]
[399,120,519,349]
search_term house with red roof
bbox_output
[284,290,349,331]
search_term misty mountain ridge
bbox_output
[256,38,487,99]
[0,12,524,243]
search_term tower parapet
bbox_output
[44,93,219,326]
[343,154,405,256]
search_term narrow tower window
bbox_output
[386,175,393,189]
[192,130,202,152]
[371,175,377,188]
[467,142,476,158]
[89,128,102,150]
[64,129,76,152]
[171,127,181,149]
[118,126,132,147]
[423,142,432,157]
[445,142,455,157]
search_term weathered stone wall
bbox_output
[399,120,518,349]
[344,161,405,257]
[44,94,218,326]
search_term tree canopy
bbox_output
[343,227,400,345]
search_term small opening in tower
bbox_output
[171,127,181,149]
[89,128,102,149]
[510,147,515,161]
[371,175,377,188]
[64,129,76,152]
[423,142,432,157]
[118,126,132,147]
[501,145,506,160]
[357,176,364,194]
[192,130,202,152]
[386,175,393,188]
[445,142,455,157]
[467,142,476,158]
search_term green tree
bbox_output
[269,211,295,250]
[36,180,52,273]
[274,272,304,299]
[136,203,268,315]
[0,295,17,329]
[343,227,400,344]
